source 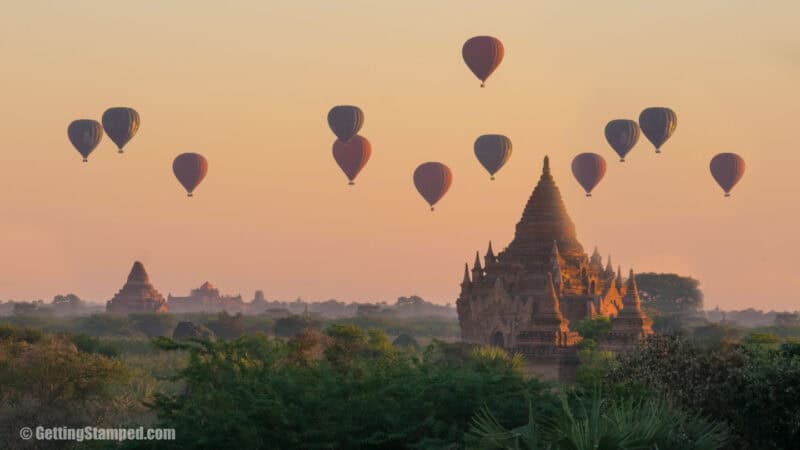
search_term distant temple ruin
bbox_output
[106,261,169,314]
[456,157,652,379]
[168,282,246,313]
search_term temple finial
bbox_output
[461,263,471,286]
[472,251,482,271]
[543,155,550,175]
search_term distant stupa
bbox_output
[106,261,169,314]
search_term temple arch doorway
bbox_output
[490,330,505,348]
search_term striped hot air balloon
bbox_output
[102,107,140,152]
[604,119,640,162]
[474,134,512,180]
[172,153,208,197]
[639,107,677,153]
[67,119,104,162]
[327,105,364,142]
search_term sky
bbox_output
[0,1,798,310]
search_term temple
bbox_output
[106,261,169,314]
[168,282,246,313]
[456,157,652,378]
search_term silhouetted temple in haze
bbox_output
[106,261,169,314]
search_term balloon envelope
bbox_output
[172,153,208,197]
[413,162,453,210]
[333,135,371,185]
[474,134,512,179]
[327,106,364,142]
[604,119,640,162]
[102,107,140,152]
[710,153,745,197]
[639,107,677,152]
[462,36,504,87]
[571,153,607,196]
[67,119,103,162]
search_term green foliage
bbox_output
[0,323,43,343]
[79,314,141,337]
[742,332,781,345]
[392,333,420,351]
[68,333,119,357]
[635,272,704,315]
[273,314,321,338]
[574,348,615,389]
[205,311,246,340]
[130,313,177,337]
[573,316,611,341]
[610,334,800,449]
[130,330,555,449]
[468,389,729,450]
[0,330,127,449]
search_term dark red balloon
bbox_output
[571,153,607,197]
[172,153,208,197]
[333,135,371,185]
[710,153,745,197]
[462,36,504,87]
[413,162,453,211]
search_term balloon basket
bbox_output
[619,159,625,162]
[118,150,124,154]
[724,193,730,197]
[586,193,592,197]
[490,176,495,181]
[430,207,435,212]
[348,181,355,186]
[82,158,88,163]
[187,193,193,197]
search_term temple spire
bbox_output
[461,263,471,286]
[542,272,564,317]
[615,265,623,291]
[472,252,483,281]
[622,269,642,311]
[543,155,550,175]
[485,241,495,264]
[590,246,602,268]
[605,254,614,274]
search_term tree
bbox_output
[636,273,704,316]
[206,311,246,340]
[573,316,611,341]
[609,334,800,449]
[130,313,176,337]
[273,314,321,338]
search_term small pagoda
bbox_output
[106,261,169,314]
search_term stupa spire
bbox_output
[615,265,623,291]
[127,261,149,283]
[622,269,642,312]
[541,272,564,317]
[485,241,495,264]
[461,263,471,286]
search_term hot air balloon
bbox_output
[333,135,371,185]
[604,119,640,162]
[710,153,745,197]
[639,107,677,153]
[571,153,607,197]
[413,162,453,211]
[172,153,208,197]
[474,134,512,180]
[102,107,140,153]
[462,36,504,87]
[327,106,364,142]
[67,119,103,162]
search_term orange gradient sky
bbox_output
[0,1,798,310]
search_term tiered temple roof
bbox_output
[106,261,169,314]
